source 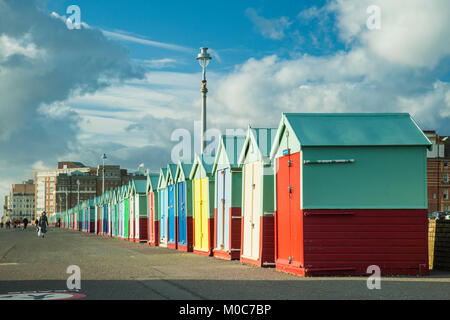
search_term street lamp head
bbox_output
[197,47,212,68]
[101,153,107,161]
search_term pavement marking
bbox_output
[0,291,86,300]
[0,263,19,266]
[0,244,16,261]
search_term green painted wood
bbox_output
[262,170,275,214]
[302,146,428,209]
[284,113,431,147]
[124,198,129,238]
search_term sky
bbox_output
[1,0,450,218]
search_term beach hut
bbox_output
[147,173,160,246]
[107,190,114,237]
[103,192,109,236]
[270,113,431,276]
[118,185,126,240]
[158,168,169,247]
[189,154,215,256]
[238,126,277,267]
[211,134,246,260]
[130,179,148,243]
[122,184,130,241]
[129,182,136,241]
[166,164,178,249]
[112,189,119,238]
[174,161,194,252]
[94,197,99,234]
[82,200,95,233]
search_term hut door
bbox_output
[201,178,209,251]
[194,179,202,250]
[148,193,154,243]
[125,199,129,239]
[217,169,231,251]
[159,189,167,243]
[135,197,139,239]
[242,162,261,260]
[178,182,187,245]
[129,198,134,239]
[276,152,302,267]
[194,178,210,252]
[168,185,176,244]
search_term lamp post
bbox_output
[101,154,107,195]
[197,47,212,154]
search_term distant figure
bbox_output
[57,218,61,228]
[6,221,10,229]
[23,218,29,230]
[0,222,3,228]
[38,212,48,238]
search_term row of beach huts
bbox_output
[50,113,433,276]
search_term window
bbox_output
[445,174,449,183]
[445,162,449,168]
[444,189,449,200]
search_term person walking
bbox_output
[23,218,29,230]
[38,212,48,238]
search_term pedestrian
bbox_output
[38,212,48,238]
[0,222,3,228]
[6,221,10,229]
[23,218,29,230]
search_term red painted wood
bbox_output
[275,152,303,268]
[240,216,275,267]
[147,192,160,246]
[275,208,428,276]
[230,207,242,259]
[135,217,148,242]
[261,216,275,266]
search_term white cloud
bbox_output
[211,1,450,133]
[101,30,193,53]
[245,8,292,40]
[328,0,450,68]
[0,0,143,213]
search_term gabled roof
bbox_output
[189,153,214,180]
[158,168,168,189]
[121,184,129,199]
[166,164,178,185]
[133,179,147,194]
[147,173,160,193]
[175,161,193,183]
[238,126,277,165]
[212,134,246,173]
[270,113,432,158]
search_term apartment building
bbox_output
[425,131,450,212]
[4,180,36,223]
[35,162,146,219]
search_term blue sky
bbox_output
[1,0,450,217]
[46,0,340,72]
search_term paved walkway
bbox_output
[0,228,449,300]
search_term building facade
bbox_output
[5,180,36,223]
[35,162,146,220]
[425,131,450,213]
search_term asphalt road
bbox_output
[1,227,450,300]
